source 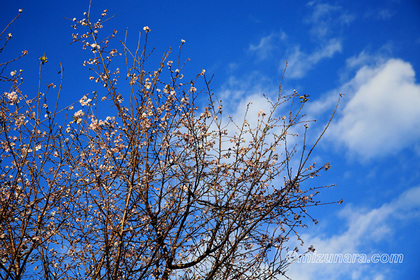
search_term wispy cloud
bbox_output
[286,185,420,280]
[365,9,394,20]
[344,45,393,71]
[247,34,342,79]
[305,1,355,39]
[345,51,385,71]
[218,71,276,105]
[247,1,351,79]
[327,58,420,160]
[249,32,287,61]
[285,39,342,79]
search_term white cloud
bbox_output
[285,186,420,280]
[218,72,275,106]
[216,73,276,141]
[328,59,420,160]
[216,71,306,154]
[285,39,342,79]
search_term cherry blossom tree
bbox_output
[0,6,342,280]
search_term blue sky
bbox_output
[2,0,420,279]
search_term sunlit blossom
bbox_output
[5,91,17,103]
[90,43,100,49]
[79,95,92,106]
[73,110,84,124]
